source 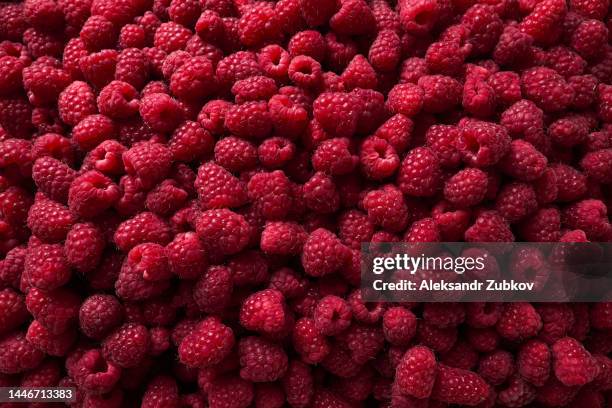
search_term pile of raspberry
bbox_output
[1,0,612,405]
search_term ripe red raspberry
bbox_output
[519,0,566,44]
[167,0,200,26]
[80,16,118,51]
[339,54,376,91]
[493,25,534,68]
[102,323,149,368]
[208,376,254,408]
[311,138,357,175]
[301,228,350,277]
[443,168,488,208]
[239,336,288,382]
[394,345,437,399]
[580,149,612,183]
[78,294,123,340]
[30,157,75,205]
[590,302,612,330]
[478,350,514,386]
[293,317,330,364]
[497,302,542,342]
[145,179,188,216]
[195,162,248,209]
[362,185,409,232]
[26,319,76,356]
[465,210,515,242]
[167,121,213,163]
[71,114,116,152]
[311,295,351,336]
[431,364,490,406]
[164,232,206,280]
[22,28,63,59]
[495,182,538,223]
[260,222,307,256]
[398,146,442,197]
[550,163,587,202]
[288,55,323,89]
[65,223,105,273]
[170,56,217,102]
[247,171,293,220]
[385,83,424,118]
[382,307,417,346]
[238,2,281,47]
[0,288,28,336]
[26,194,75,243]
[240,288,287,334]
[57,81,97,126]
[302,172,340,214]
[212,137,256,173]
[122,141,173,190]
[553,337,599,386]
[193,265,232,313]
[79,49,119,90]
[518,207,561,242]
[22,61,71,107]
[571,19,608,61]
[225,101,272,140]
[179,317,234,368]
[195,209,250,256]
[216,51,262,89]
[563,199,611,240]
[521,67,574,112]
[288,30,326,61]
[516,340,551,386]
[417,75,462,113]
[0,56,26,96]
[570,0,608,19]
[24,242,71,291]
[139,92,184,133]
[68,170,120,219]
[114,211,172,251]
[25,287,80,336]
[231,76,277,104]
[457,120,511,168]
[0,332,44,374]
[96,80,139,120]
[313,92,361,138]
[153,21,192,53]
[118,24,146,49]
[461,4,503,56]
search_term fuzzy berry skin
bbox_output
[395,345,437,399]
[195,162,248,210]
[398,147,442,197]
[444,168,488,208]
[301,228,350,277]
[240,289,287,335]
[114,212,172,252]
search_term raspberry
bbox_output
[417,75,462,113]
[494,25,534,68]
[170,56,217,102]
[495,182,538,223]
[239,336,288,382]
[0,332,45,374]
[65,223,105,273]
[231,76,277,104]
[216,51,262,89]
[57,81,97,126]
[478,350,514,385]
[96,81,139,121]
[385,83,424,118]
[293,317,330,364]
[302,228,350,277]
[195,209,250,256]
[288,55,323,89]
[80,16,118,51]
[208,376,254,408]
[590,302,612,330]
[522,67,574,112]
[313,92,361,138]
[0,288,28,336]
[551,163,587,202]
[102,323,150,368]
[497,302,542,342]
[570,0,608,19]
[225,101,272,140]
[457,120,511,167]
[118,25,147,49]
[571,19,608,61]
[114,211,172,251]
[362,185,409,232]
[383,307,417,346]
[444,168,488,208]
[395,345,437,399]
[154,22,192,53]
[397,147,442,197]
[430,364,490,406]
[563,199,611,240]
[26,194,74,243]
[168,0,200,26]
[179,317,234,368]
[79,294,123,340]
[465,210,514,242]
[519,0,567,44]
[79,49,119,90]
[68,170,121,218]
[288,30,325,62]
[259,222,306,256]
[240,289,287,334]
[26,319,76,356]
[0,56,26,95]
[302,172,340,214]
[247,171,292,220]
[553,337,599,386]
[195,162,248,209]
[26,287,80,335]
[139,92,184,133]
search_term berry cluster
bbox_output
[0,0,611,406]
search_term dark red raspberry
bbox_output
[362,185,409,232]
[417,75,462,113]
[208,376,254,408]
[139,92,184,133]
[123,141,173,190]
[216,51,262,89]
[313,92,361,138]
[302,171,340,214]
[240,288,287,335]
[302,228,350,277]
[68,170,121,218]
[0,288,28,336]
[170,56,217,102]
[193,265,232,313]
[114,211,172,251]
[444,168,488,208]
[465,210,514,242]
[563,199,611,240]
[225,101,272,140]
[57,80,97,126]
[65,223,105,273]
[247,171,293,220]
[79,49,119,90]
[102,323,149,368]
[195,162,248,209]
[72,114,117,152]
[179,317,234,368]
[118,24,147,49]
[239,336,288,382]
[195,209,250,256]
[398,146,442,197]
[519,0,567,45]
[153,21,192,53]
[78,294,123,340]
[550,163,587,202]
[495,182,538,222]
[288,55,323,89]
[27,194,75,243]
[552,337,599,386]
[521,67,574,112]
[0,332,45,374]
[457,120,511,168]
[494,25,534,67]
